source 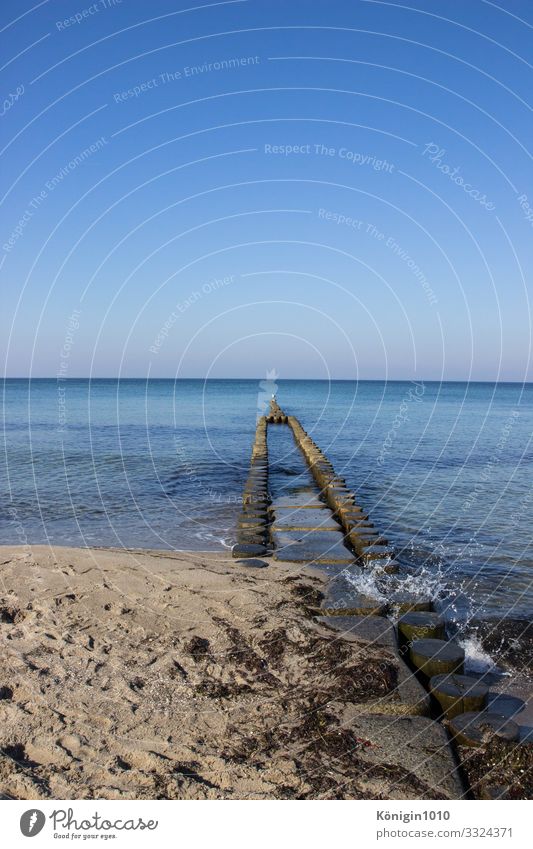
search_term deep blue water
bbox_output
[1,378,532,621]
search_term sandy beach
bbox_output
[0,544,479,801]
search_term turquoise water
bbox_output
[1,378,532,621]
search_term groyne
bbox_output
[232,397,527,797]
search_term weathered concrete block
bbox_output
[339,656,430,718]
[241,507,268,519]
[232,543,268,558]
[326,487,355,504]
[392,596,433,614]
[336,506,369,521]
[320,611,432,717]
[448,711,519,747]
[237,517,268,528]
[320,593,387,617]
[410,638,464,678]
[237,532,267,546]
[339,715,465,798]
[429,674,489,719]
[269,493,325,510]
[272,508,341,532]
[242,493,269,506]
[398,611,444,645]
[347,530,388,549]
[272,530,354,564]
[319,614,398,649]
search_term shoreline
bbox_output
[0,544,530,800]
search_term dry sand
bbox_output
[0,545,470,799]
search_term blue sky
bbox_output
[1,0,532,380]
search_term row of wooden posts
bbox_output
[233,398,520,748]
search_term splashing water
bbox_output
[341,551,507,675]
[341,559,452,614]
[457,634,503,675]
[341,567,387,603]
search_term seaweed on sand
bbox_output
[286,581,324,612]
[212,617,280,685]
[459,737,533,800]
[328,659,398,703]
[186,636,212,662]
[259,627,288,664]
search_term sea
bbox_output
[1,378,532,647]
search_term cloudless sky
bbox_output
[1,0,532,380]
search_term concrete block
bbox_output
[272,530,354,564]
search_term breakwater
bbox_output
[233,397,527,796]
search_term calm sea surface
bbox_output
[1,379,532,625]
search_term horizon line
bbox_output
[2,376,532,385]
